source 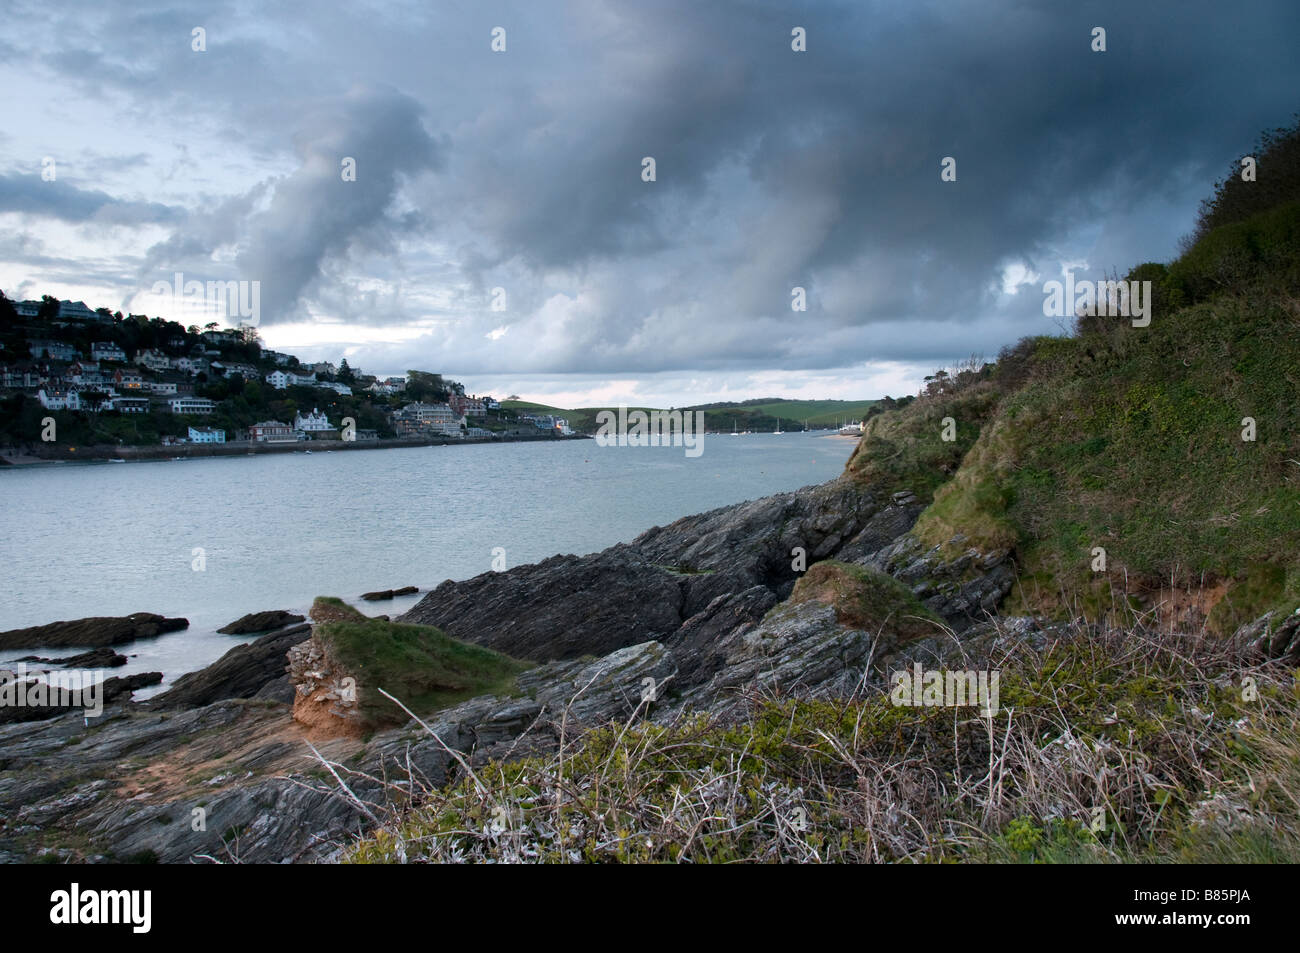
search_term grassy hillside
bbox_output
[842,120,1300,628]
[502,398,880,433]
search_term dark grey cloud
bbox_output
[0,173,183,226]
[1,0,1298,389]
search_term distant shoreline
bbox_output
[0,431,590,466]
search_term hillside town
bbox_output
[0,294,572,450]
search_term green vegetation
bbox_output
[784,560,942,642]
[501,398,883,434]
[838,121,1300,627]
[312,613,529,729]
[349,622,1300,863]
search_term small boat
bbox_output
[731,419,740,436]
[773,417,784,434]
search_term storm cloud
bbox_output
[1,0,1297,402]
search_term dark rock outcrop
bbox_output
[14,647,127,668]
[0,671,161,724]
[359,586,418,602]
[147,623,312,710]
[400,479,887,667]
[401,545,686,661]
[864,535,1015,632]
[217,610,306,635]
[0,613,188,650]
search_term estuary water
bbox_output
[0,432,857,694]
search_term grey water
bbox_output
[0,432,857,695]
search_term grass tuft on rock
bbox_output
[313,612,529,728]
[785,560,942,642]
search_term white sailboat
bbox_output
[731,419,740,436]
[773,417,783,434]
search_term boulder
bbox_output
[217,610,306,635]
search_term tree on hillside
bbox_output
[406,371,447,403]
[0,291,17,328]
[338,359,355,384]
[1192,115,1300,245]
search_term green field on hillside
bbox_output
[501,398,880,433]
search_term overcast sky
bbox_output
[2,0,1297,406]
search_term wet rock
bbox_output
[0,613,189,650]
[147,623,312,710]
[360,586,419,601]
[217,610,306,635]
[12,647,127,668]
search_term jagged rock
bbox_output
[217,610,306,635]
[0,613,189,650]
[0,671,162,724]
[835,500,926,562]
[401,545,686,661]
[865,535,1015,631]
[663,586,779,689]
[401,479,885,662]
[677,602,875,715]
[147,623,312,710]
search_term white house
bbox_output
[134,348,171,373]
[29,340,80,361]
[58,300,110,323]
[37,387,81,411]
[113,396,151,414]
[293,407,333,432]
[168,396,216,415]
[188,426,226,443]
[91,342,127,362]
[265,370,314,389]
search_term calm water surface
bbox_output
[0,433,856,693]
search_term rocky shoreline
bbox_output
[0,472,1293,863]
